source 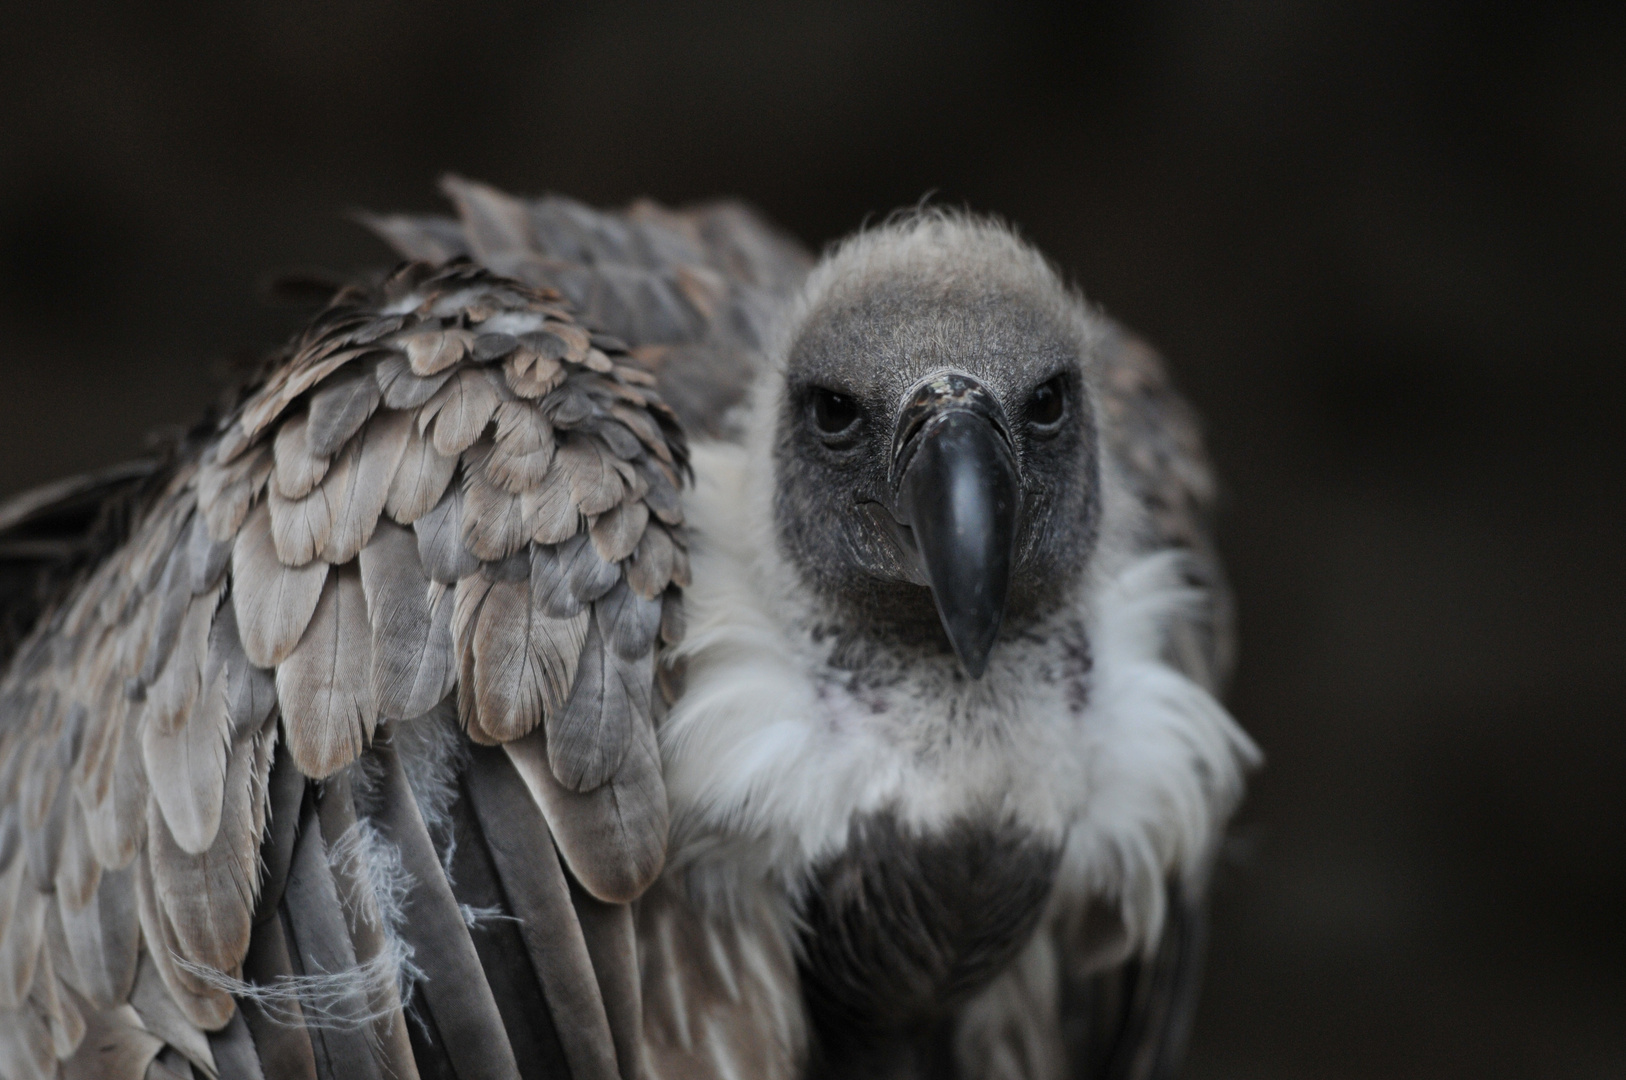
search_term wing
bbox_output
[364,175,811,442]
[0,254,696,1079]
[1095,325,1234,692]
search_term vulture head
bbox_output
[769,212,1102,677]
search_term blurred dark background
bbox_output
[2,1,1622,1075]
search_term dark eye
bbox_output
[810,387,862,437]
[1026,375,1067,430]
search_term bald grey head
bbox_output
[771,212,1103,677]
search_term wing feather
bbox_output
[0,212,706,1073]
[276,565,376,779]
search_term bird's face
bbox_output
[773,275,1101,677]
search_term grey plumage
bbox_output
[0,181,1247,1080]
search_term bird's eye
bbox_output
[1026,375,1067,431]
[810,387,862,437]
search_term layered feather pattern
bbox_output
[0,250,693,1072]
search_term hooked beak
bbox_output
[891,372,1019,679]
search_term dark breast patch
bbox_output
[797,811,1061,1075]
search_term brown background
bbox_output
[2,2,1622,1076]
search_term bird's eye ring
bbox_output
[1026,374,1067,432]
[810,387,862,438]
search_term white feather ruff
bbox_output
[662,429,1258,958]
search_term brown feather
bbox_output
[462,450,531,562]
[358,520,456,721]
[487,401,556,493]
[265,471,333,567]
[608,402,673,465]
[553,435,624,517]
[61,1003,165,1080]
[58,865,140,1009]
[385,421,458,525]
[197,442,272,544]
[625,522,676,600]
[141,667,231,855]
[469,574,589,743]
[425,367,503,457]
[399,327,475,377]
[589,500,649,565]
[504,717,666,904]
[53,796,101,912]
[520,457,581,545]
[0,859,45,1010]
[231,502,330,668]
[276,564,377,778]
[147,719,269,978]
[504,349,566,399]
[271,412,330,501]
[82,713,146,871]
[145,588,217,738]
[318,407,412,563]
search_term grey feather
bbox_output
[305,369,382,458]
[272,412,331,502]
[385,420,459,525]
[358,519,456,721]
[376,352,453,410]
[504,718,666,904]
[187,512,233,595]
[145,719,265,973]
[141,666,230,855]
[139,537,194,686]
[463,745,623,1080]
[198,443,273,544]
[546,619,652,792]
[530,532,616,619]
[634,458,684,526]
[231,503,329,668]
[414,482,480,585]
[0,858,45,1010]
[203,604,277,740]
[370,738,523,1080]
[594,581,662,661]
[553,436,624,517]
[276,564,377,779]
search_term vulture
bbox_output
[0,178,1257,1080]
